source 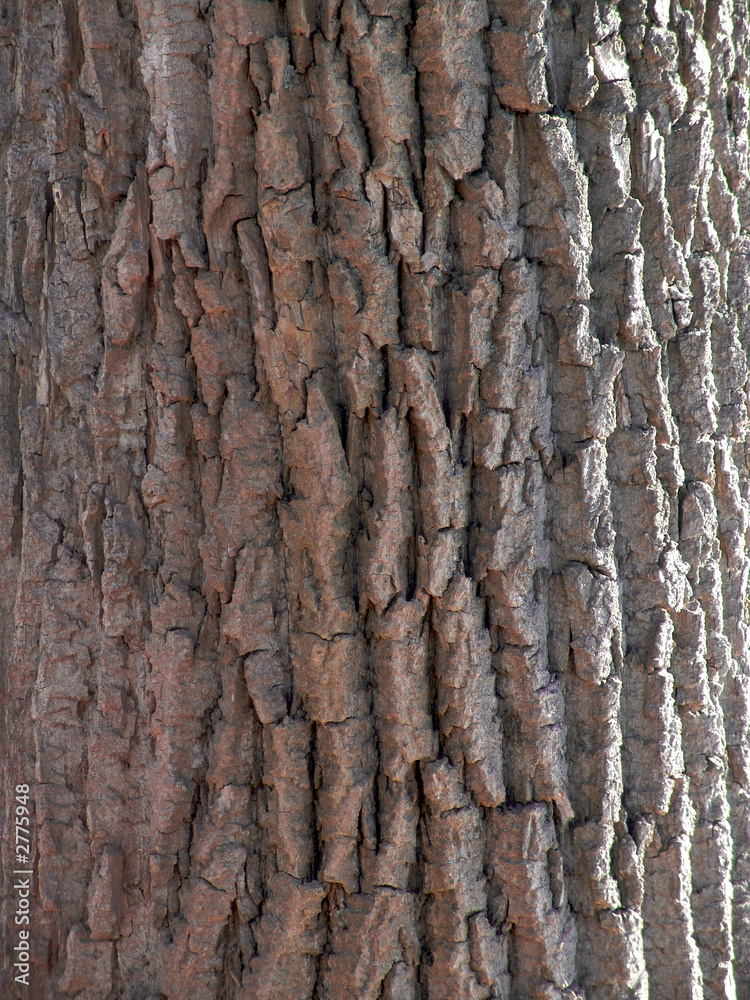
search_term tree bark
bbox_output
[2,1,750,998]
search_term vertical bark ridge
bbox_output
[2,1,750,999]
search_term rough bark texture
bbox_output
[2,1,750,998]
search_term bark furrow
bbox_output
[2,1,750,998]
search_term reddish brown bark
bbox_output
[2,1,750,998]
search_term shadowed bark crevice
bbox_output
[2,1,750,999]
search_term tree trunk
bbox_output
[2,1,750,998]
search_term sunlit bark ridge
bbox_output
[2,1,750,998]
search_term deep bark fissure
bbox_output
[3,1,750,999]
